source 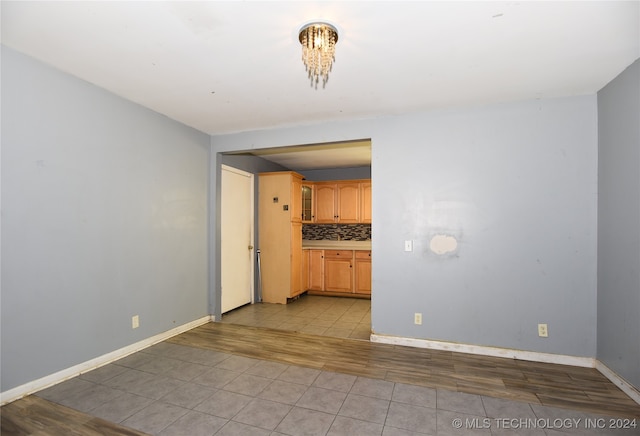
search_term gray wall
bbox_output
[1,47,210,392]
[211,95,598,358]
[597,59,640,388]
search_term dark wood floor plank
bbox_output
[167,322,640,418]
[0,396,148,436]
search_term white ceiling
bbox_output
[2,1,638,170]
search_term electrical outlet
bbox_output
[405,240,413,252]
[132,315,140,329]
[414,313,422,325]
[538,323,548,337]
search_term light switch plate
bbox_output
[404,240,413,252]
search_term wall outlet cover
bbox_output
[414,313,422,325]
[538,323,548,337]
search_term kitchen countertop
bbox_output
[302,240,371,250]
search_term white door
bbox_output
[221,165,254,313]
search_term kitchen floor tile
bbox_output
[275,406,336,436]
[232,398,292,431]
[296,386,347,414]
[121,401,189,434]
[158,410,227,436]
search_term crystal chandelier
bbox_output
[298,22,338,88]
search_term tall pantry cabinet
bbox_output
[259,172,304,304]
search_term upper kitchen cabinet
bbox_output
[360,181,372,224]
[259,171,304,304]
[314,183,336,223]
[314,181,361,224]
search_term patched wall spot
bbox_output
[430,234,458,255]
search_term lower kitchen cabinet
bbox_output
[354,251,372,295]
[324,250,353,293]
[308,249,324,291]
[305,249,371,297]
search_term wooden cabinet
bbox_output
[291,221,303,296]
[324,250,353,293]
[308,249,324,291]
[305,249,370,297]
[337,183,360,223]
[291,176,302,223]
[354,250,372,294]
[314,181,361,223]
[314,183,337,223]
[302,249,309,291]
[301,184,314,222]
[360,181,372,224]
[259,171,304,304]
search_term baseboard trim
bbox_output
[370,333,595,368]
[371,333,640,406]
[595,360,640,406]
[0,315,213,406]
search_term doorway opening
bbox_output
[218,139,372,340]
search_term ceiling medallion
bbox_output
[298,22,338,89]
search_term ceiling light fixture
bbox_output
[298,22,338,89]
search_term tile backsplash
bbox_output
[303,224,371,241]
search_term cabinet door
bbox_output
[354,251,371,295]
[360,181,372,224]
[302,184,314,222]
[315,184,337,223]
[324,250,353,292]
[290,222,303,297]
[308,249,324,291]
[336,183,360,223]
[302,249,309,291]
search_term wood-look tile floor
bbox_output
[2,296,639,435]
[171,322,640,420]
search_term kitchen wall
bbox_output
[597,59,640,388]
[212,94,599,359]
[300,166,371,181]
[1,47,210,393]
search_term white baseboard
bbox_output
[595,360,640,406]
[370,333,596,367]
[371,333,640,406]
[0,315,213,406]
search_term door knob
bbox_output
[248,245,254,250]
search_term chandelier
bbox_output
[298,22,339,88]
